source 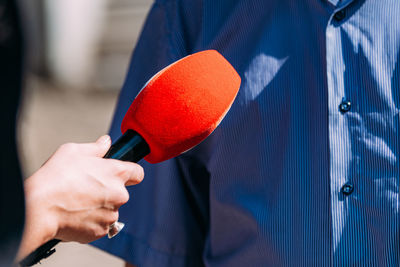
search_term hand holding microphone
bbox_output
[21,50,241,266]
[18,135,144,262]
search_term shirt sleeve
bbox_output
[91,1,209,266]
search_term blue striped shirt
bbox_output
[93,0,400,266]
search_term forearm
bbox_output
[16,172,58,261]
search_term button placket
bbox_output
[326,4,354,252]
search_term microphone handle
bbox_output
[20,130,150,266]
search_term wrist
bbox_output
[25,171,60,240]
[18,171,60,259]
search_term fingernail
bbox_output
[97,135,111,145]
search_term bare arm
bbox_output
[16,136,144,260]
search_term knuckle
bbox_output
[59,142,77,153]
[111,161,144,183]
[108,211,119,224]
[116,188,130,205]
[125,164,144,184]
[93,225,108,239]
[126,164,145,186]
[117,167,132,180]
[107,184,129,207]
[108,161,125,176]
[133,164,145,182]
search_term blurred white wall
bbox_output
[44,0,107,89]
[94,0,152,90]
[44,0,152,91]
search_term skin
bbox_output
[16,135,144,261]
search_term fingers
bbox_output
[76,135,112,157]
[109,160,145,186]
[96,135,112,146]
[125,162,144,186]
[90,209,119,240]
[40,136,145,244]
[81,135,145,186]
[94,135,112,156]
[104,184,130,210]
[57,208,120,243]
[99,161,144,210]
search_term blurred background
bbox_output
[17,0,153,265]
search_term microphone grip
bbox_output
[20,130,150,266]
[104,129,150,162]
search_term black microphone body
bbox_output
[20,130,149,266]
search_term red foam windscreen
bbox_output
[121,50,241,163]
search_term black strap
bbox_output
[19,239,60,266]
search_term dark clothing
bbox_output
[0,0,25,265]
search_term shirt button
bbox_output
[333,9,346,21]
[339,100,351,113]
[341,183,354,196]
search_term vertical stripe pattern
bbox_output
[93,1,400,266]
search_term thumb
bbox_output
[95,135,112,156]
[80,135,111,157]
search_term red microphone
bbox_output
[20,50,241,266]
[105,50,240,163]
